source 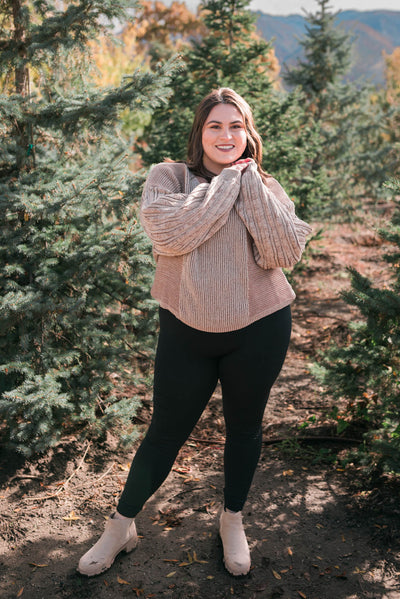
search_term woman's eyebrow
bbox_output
[205,119,244,125]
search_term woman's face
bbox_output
[201,103,247,175]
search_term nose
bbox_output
[219,127,232,140]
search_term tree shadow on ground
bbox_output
[1,443,399,599]
[0,430,136,503]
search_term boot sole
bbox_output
[222,554,251,577]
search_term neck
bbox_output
[202,156,225,176]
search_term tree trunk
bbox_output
[12,0,34,170]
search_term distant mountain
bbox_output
[254,10,400,86]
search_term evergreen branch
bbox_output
[0,1,131,62]
[34,59,180,133]
[69,178,97,199]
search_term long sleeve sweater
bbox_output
[140,160,312,332]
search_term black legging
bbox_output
[117,305,291,517]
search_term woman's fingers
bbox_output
[230,158,252,172]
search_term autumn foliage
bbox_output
[384,47,400,104]
[88,0,280,88]
[89,1,206,87]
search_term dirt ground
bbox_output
[1,212,400,599]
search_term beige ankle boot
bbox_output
[219,509,251,576]
[78,514,138,576]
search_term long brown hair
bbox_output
[186,88,269,182]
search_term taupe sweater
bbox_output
[140,160,312,332]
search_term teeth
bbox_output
[217,145,234,149]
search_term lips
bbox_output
[216,145,235,151]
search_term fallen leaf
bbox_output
[207,576,214,579]
[172,467,190,476]
[179,551,208,566]
[292,511,300,517]
[316,523,324,529]
[118,463,131,471]
[62,511,80,522]
[29,563,48,568]
[272,569,282,580]
[298,592,307,598]
[283,469,294,476]
[166,571,176,577]
[17,588,24,598]
[163,559,179,563]
[288,547,293,556]
[117,576,130,585]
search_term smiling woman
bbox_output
[201,104,248,174]
[186,87,264,183]
[77,87,312,580]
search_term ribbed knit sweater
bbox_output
[140,160,312,332]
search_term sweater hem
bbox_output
[156,295,295,333]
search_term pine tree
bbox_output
[378,49,400,180]
[0,0,178,455]
[312,179,400,474]
[284,0,392,216]
[138,0,324,220]
[284,0,351,110]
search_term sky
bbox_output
[183,0,400,15]
[250,0,400,14]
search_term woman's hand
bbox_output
[230,158,253,173]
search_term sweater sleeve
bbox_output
[140,163,241,256]
[234,162,312,269]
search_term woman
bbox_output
[78,88,312,578]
